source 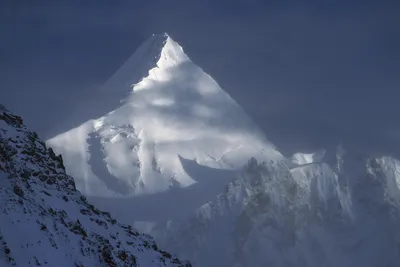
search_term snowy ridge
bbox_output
[157,150,400,267]
[290,149,326,166]
[47,33,282,201]
[101,33,188,97]
[0,108,191,267]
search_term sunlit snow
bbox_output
[47,33,282,226]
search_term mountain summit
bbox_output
[47,33,282,203]
[100,33,189,96]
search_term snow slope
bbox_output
[0,106,191,267]
[157,148,400,267]
[46,33,282,223]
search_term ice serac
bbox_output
[47,33,282,202]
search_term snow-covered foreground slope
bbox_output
[47,33,282,223]
[157,148,400,267]
[0,106,191,267]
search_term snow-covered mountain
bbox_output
[47,33,282,223]
[44,33,400,267]
[0,106,191,267]
[158,148,400,267]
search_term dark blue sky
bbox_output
[1,0,399,156]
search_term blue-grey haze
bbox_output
[0,0,399,157]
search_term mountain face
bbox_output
[46,33,282,224]
[157,149,400,267]
[43,33,400,267]
[0,106,191,267]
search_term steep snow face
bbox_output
[47,33,282,201]
[158,153,400,267]
[0,108,191,267]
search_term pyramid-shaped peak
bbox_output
[146,32,189,66]
[143,32,169,49]
[150,32,170,39]
[48,32,282,199]
[140,33,187,61]
[101,33,188,92]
